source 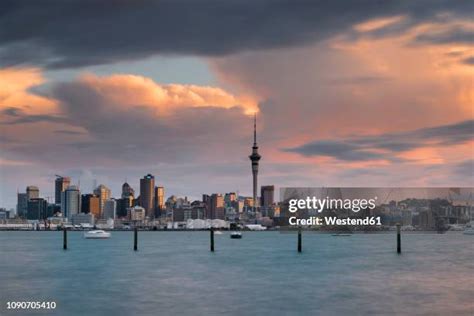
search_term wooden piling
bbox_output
[396,223,401,254]
[210,227,215,252]
[63,227,67,250]
[134,227,138,251]
[297,227,302,253]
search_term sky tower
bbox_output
[249,113,261,212]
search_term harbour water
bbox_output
[0,231,473,315]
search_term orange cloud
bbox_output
[79,73,259,115]
[0,67,57,114]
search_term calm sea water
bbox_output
[0,231,473,316]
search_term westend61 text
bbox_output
[289,216,382,226]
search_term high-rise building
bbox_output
[103,199,116,219]
[248,114,261,212]
[81,194,100,217]
[224,192,237,207]
[260,185,275,208]
[121,182,135,198]
[93,184,111,215]
[117,196,134,218]
[209,194,225,220]
[154,186,165,217]
[26,186,39,200]
[140,174,155,218]
[55,176,71,205]
[27,198,48,220]
[61,185,81,219]
[17,193,28,217]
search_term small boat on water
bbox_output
[332,233,352,237]
[463,221,474,235]
[214,231,223,235]
[83,230,111,239]
[230,231,242,239]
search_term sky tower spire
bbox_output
[249,113,261,213]
[254,112,257,145]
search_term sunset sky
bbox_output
[0,1,473,209]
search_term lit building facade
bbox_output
[140,174,155,218]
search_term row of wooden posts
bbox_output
[63,224,402,254]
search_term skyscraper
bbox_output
[154,186,165,217]
[81,194,100,217]
[93,184,111,216]
[260,185,274,208]
[17,193,28,217]
[27,198,48,220]
[116,196,133,218]
[209,193,225,220]
[140,174,155,218]
[61,185,81,219]
[26,186,39,200]
[121,182,135,198]
[55,176,71,205]
[103,199,116,219]
[249,114,261,212]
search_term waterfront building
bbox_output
[103,199,116,219]
[71,213,95,226]
[26,186,39,200]
[26,198,48,220]
[248,114,261,212]
[173,202,205,222]
[93,184,111,215]
[140,174,155,218]
[17,193,28,218]
[55,176,71,205]
[61,185,81,219]
[128,205,146,221]
[81,194,100,217]
[0,209,10,220]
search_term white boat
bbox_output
[230,231,242,239]
[245,224,267,231]
[83,230,111,239]
[214,231,223,235]
[463,222,474,235]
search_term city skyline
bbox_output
[1,1,473,209]
[3,114,269,211]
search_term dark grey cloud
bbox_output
[462,56,474,65]
[53,130,85,135]
[326,76,393,85]
[284,120,474,162]
[413,27,474,45]
[284,140,390,161]
[0,0,472,69]
[0,107,69,125]
[453,159,474,177]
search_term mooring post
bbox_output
[396,223,401,254]
[134,227,138,251]
[210,227,215,252]
[63,227,67,250]
[297,227,302,253]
